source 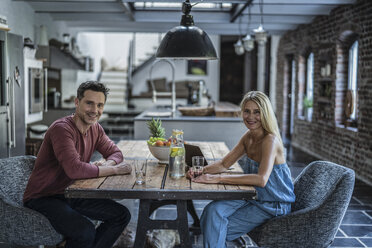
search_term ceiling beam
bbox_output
[60,20,296,34]
[119,0,135,21]
[230,0,253,23]
[28,2,123,12]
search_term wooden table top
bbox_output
[65,140,256,200]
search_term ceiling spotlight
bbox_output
[243,34,255,52]
[254,24,267,45]
[254,0,267,45]
[234,39,245,56]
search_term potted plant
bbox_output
[303,96,313,120]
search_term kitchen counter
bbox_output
[134,107,246,149]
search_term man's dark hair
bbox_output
[77,81,109,102]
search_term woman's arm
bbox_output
[193,134,278,187]
[202,132,249,174]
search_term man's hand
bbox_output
[92,160,116,167]
[97,161,131,177]
[114,161,132,175]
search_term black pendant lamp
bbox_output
[156,0,218,60]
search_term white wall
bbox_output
[134,32,162,67]
[131,34,221,102]
[104,33,132,70]
[76,32,106,78]
[1,0,68,44]
[77,32,133,74]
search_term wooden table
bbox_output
[65,140,256,248]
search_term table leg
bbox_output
[187,200,200,227]
[134,199,151,248]
[133,199,192,248]
[176,200,192,248]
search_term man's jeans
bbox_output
[25,194,130,248]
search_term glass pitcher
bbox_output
[169,129,186,178]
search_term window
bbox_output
[347,40,358,120]
[305,53,314,121]
[290,59,296,135]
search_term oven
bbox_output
[24,57,45,124]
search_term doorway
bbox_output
[219,36,245,105]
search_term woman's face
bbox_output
[242,100,262,131]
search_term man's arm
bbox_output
[95,124,123,164]
[97,161,132,177]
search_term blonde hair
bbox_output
[240,91,283,145]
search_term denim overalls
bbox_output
[200,157,296,248]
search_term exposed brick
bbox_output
[276,0,372,185]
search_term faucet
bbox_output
[149,59,176,117]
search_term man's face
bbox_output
[75,90,105,126]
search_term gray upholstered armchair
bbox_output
[0,156,63,247]
[248,160,355,248]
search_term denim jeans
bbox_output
[200,200,273,248]
[25,194,130,248]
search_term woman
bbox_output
[190,91,295,248]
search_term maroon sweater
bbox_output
[23,115,123,203]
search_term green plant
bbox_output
[303,96,313,108]
[146,118,165,138]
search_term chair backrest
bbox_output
[292,160,355,212]
[0,156,36,206]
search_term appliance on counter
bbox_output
[48,88,61,108]
[0,31,26,158]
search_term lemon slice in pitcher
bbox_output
[170,147,185,157]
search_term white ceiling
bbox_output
[21,0,357,35]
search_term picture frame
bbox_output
[187,60,207,75]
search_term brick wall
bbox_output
[276,0,372,185]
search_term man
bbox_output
[23,81,131,248]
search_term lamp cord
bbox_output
[238,15,243,39]
[259,0,264,26]
[246,4,251,34]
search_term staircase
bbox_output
[100,70,128,113]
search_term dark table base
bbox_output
[134,199,200,248]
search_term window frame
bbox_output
[347,40,358,121]
[305,52,314,121]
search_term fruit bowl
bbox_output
[147,144,170,163]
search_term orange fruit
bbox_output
[155,140,164,146]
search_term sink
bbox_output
[177,106,214,116]
[156,105,171,110]
[145,111,172,117]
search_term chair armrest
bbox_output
[0,199,63,246]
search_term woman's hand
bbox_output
[186,168,193,179]
[192,174,220,184]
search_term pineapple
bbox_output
[146,118,167,146]
[147,118,165,138]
